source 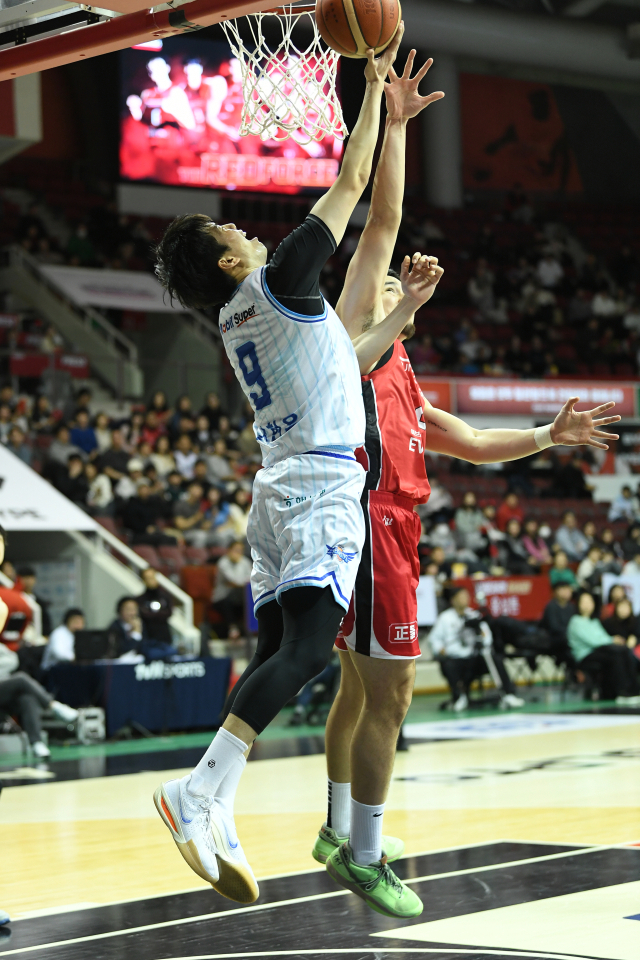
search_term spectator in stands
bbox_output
[536,253,564,289]
[6,426,31,466]
[115,458,147,500]
[554,511,589,561]
[70,410,97,457]
[0,405,15,445]
[609,485,638,523]
[215,415,239,452]
[173,481,211,547]
[582,520,597,548]
[501,518,536,574]
[98,429,129,484]
[41,608,85,671]
[170,395,194,440]
[191,459,214,500]
[67,223,95,265]
[206,438,235,486]
[149,390,172,429]
[174,433,197,480]
[150,435,175,478]
[122,483,175,546]
[602,597,640,653]
[48,424,83,466]
[568,592,640,704]
[599,527,624,561]
[228,489,251,541]
[621,524,640,561]
[0,641,79,758]
[496,492,524,532]
[541,582,576,662]
[124,411,144,450]
[55,454,89,505]
[550,456,592,500]
[15,565,51,639]
[142,462,166,498]
[200,391,223,431]
[29,396,57,436]
[84,461,113,515]
[428,587,524,712]
[141,410,163,447]
[236,418,261,461]
[454,492,487,555]
[107,597,144,659]
[549,550,578,589]
[94,412,112,453]
[522,518,552,567]
[194,415,213,450]
[577,545,602,590]
[601,584,628,620]
[212,541,252,639]
[137,567,174,652]
[420,477,454,525]
[622,552,640,577]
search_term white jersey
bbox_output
[219,266,365,468]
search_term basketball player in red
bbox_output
[316,53,621,918]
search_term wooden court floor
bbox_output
[2,717,639,922]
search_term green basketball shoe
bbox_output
[325,842,423,919]
[312,823,405,865]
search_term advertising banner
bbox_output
[40,265,180,313]
[457,380,635,417]
[0,445,98,531]
[458,576,552,621]
[417,379,452,412]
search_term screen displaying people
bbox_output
[120,38,343,194]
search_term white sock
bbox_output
[350,798,384,866]
[188,728,247,799]
[327,779,351,837]
[215,754,247,820]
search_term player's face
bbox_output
[213,223,267,269]
[381,276,403,316]
[148,58,170,86]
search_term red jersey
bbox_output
[356,341,431,504]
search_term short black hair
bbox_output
[155,214,237,309]
[17,566,35,578]
[64,607,84,625]
[117,595,137,614]
[387,268,401,280]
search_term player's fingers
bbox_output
[589,401,616,416]
[587,439,609,450]
[402,49,416,79]
[414,58,433,83]
[592,415,621,425]
[592,430,619,439]
[561,396,579,412]
[387,65,399,82]
[424,91,445,105]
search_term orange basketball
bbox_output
[315,0,401,59]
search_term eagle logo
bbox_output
[326,543,357,563]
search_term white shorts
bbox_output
[248,452,366,613]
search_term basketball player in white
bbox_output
[153,29,444,906]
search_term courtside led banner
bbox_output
[457,380,635,417]
[417,379,452,412]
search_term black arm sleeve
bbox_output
[264,214,336,317]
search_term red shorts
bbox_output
[336,490,421,659]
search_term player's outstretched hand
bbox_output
[364,21,404,84]
[384,52,445,121]
[550,397,621,449]
[400,252,444,306]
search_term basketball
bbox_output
[315,0,402,58]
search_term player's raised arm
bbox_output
[337,52,444,338]
[352,252,443,372]
[421,396,621,465]
[309,24,404,247]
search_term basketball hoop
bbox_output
[220,3,346,144]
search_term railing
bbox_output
[7,245,139,364]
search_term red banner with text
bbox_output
[456,380,635,418]
[458,576,552,621]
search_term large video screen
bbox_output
[120,37,343,195]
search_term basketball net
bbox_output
[220,4,347,144]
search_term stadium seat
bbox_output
[133,544,161,567]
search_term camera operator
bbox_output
[428,586,525,712]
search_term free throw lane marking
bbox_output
[376,880,640,960]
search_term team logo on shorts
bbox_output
[326,543,358,563]
[389,622,418,643]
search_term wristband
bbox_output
[533,424,555,451]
